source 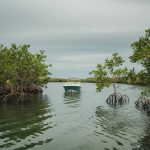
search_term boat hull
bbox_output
[63,86,81,92]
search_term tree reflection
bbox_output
[136,122,150,150]
[95,105,150,149]
[0,95,54,150]
[95,106,129,135]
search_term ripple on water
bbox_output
[1,83,150,150]
[90,102,150,150]
[0,96,55,150]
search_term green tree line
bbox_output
[0,28,150,103]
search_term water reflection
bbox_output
[63,91,81,108]
[138,126,150,150]
[1,83,150,150]
[0,95,54,150]
[94,105,150,149]
[95,106,129,134]
[94,106,133,149]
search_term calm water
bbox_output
[0,83,150,150]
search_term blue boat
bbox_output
[63,78,81,92]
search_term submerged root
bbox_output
[135,97,150,112]
[106,92,129,107]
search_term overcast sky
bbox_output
[0,0,150,78]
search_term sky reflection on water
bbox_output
[0,83,150,150]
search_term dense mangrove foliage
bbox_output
[90,28,150,110]
[91,28,150,91]
[0,44,51,104]
[130,28,150,85]
[130,29,150,111]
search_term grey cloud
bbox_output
[1,0,150,32]
[0,0,150,77]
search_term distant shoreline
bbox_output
[49,78,147,86]
[49,78,96,83]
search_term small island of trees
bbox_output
[0,44,52,104]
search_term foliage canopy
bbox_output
[130,29,150,84]
[90,52,128,91]
[0,44,52,103]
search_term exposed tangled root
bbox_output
[0,86,43,104]
[135,97,150,112]
[106,92,129,107]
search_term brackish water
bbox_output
[0,83,150,150]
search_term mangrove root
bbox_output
[106,92,129,107]
[135,97,150,112]
[0,86,43,104]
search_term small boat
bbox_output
[63,78,81,92]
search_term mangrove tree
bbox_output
[0,44,52,103]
